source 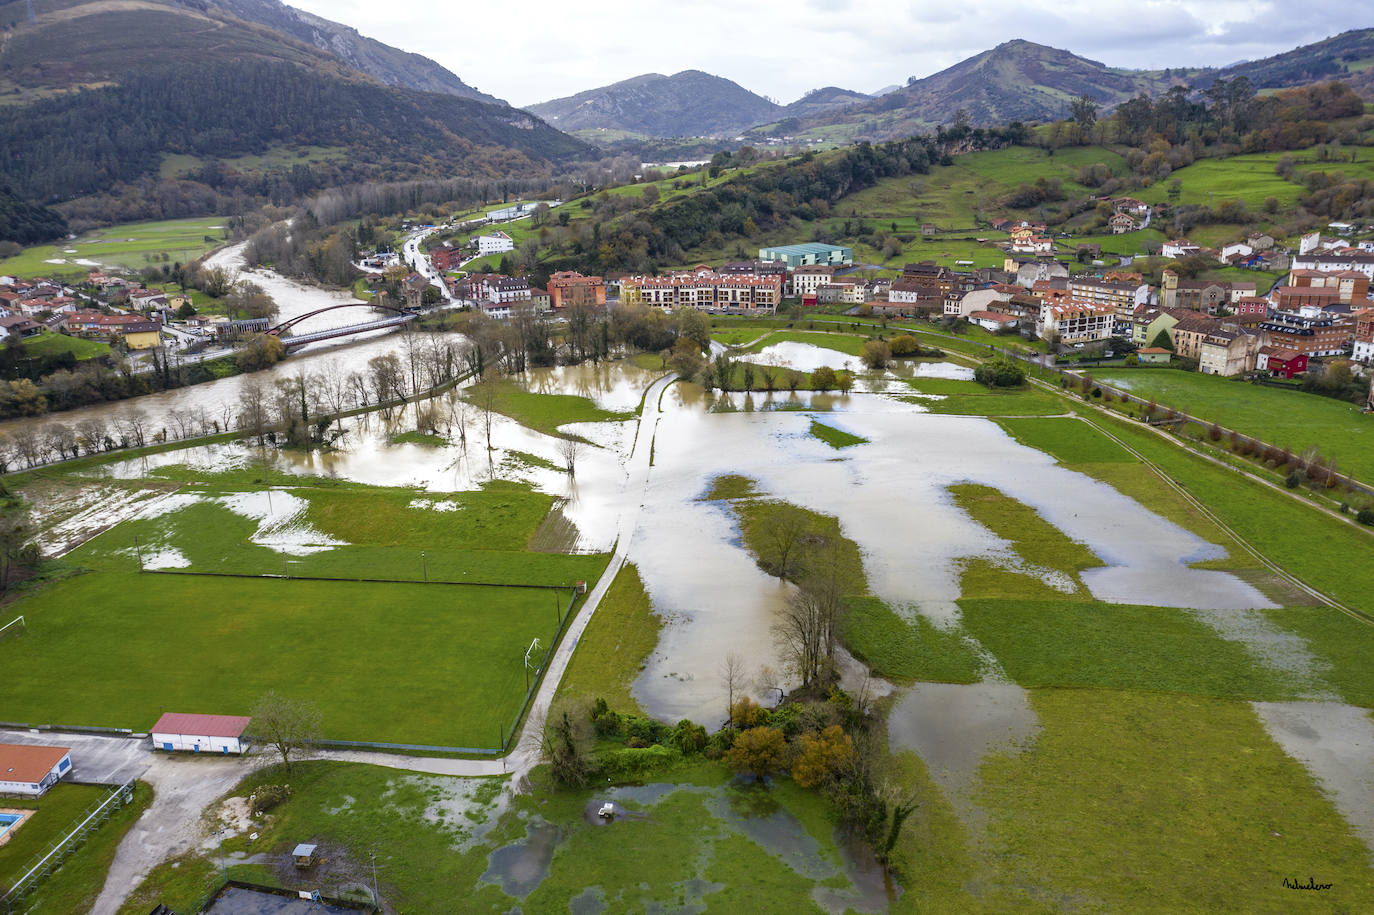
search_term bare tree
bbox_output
[247,691,322,775]
[558,436,580,475]
[9,427,41,468]
[43,423,76,462]
[471,368,502,452]
[236,379,271,441]
[118,410,149,448]
[720,652,747,726]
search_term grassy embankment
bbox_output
[558,563,660,714]
[1089,367,1374,483]
[3,479,607,747]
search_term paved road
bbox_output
[0,729,149,785]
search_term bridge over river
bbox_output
[266,303,419,349]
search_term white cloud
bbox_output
[284,0,1373,108]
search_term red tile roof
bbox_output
[152,713,251,738]
[0,744,70,783]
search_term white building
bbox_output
[1219,242,1253,263]
[1038,301,1115,345]
[152,713,251,754]
[1299,231,1323,255]
[0,743,72,796]
[791,265,835,298]
[476,231,514,257]
[1161,239,1201,259]
[950,287,1014,318]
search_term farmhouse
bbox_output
[152,713,252,754]
[0,744,72,796]
[1256,346,1308,378]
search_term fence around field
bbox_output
[0,583,587,758]
[1,780,137,909]
[140,568,576,591]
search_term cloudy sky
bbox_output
[288,0,1372,108]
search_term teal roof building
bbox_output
[758,243,853,268]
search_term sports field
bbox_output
[2,480,608,748]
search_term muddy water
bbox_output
[625,388,1273,725]
[205,242,378,339]
[478,817,560,898]
[887,682,1040,827]
[1253,701,1374,861]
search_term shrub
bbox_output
[1357,509,1374,526]
[672,719,708,755]
[1285,471,1302,489]
[889,334,919,356]
[251,785,291,816]
[973,357,1026,388]
[599,744,681,779]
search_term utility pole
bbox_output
[421,550,427,583]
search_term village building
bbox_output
[152,713,252,755]
[791,265,836,300]
[1038,301,1114,346]
[756,243,852,268]
[968,310,1020,332]
[1256,308,1352,358]
[545,271,606,310]
[0,744,72,796]
[621,267,782,313]
[1159,271,1232,314]
[475,231,514,257]
[1352,309,1374,364]
[1198,327,1261,376]
[1256,346,1308,378]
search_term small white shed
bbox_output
[0,744,72,796]
[151,713,252,755]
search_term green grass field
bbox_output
[465,380,635,438]
[0,217,229,278]
[0,783,112,889]
[1131,152,1305,209]
[3,481,608,746]
[905,378,1067,416]
[1090,368,1374,481]
[18,330,111,361]
[899,690,1374,912]
[808,420,867,449]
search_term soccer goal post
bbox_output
[0,615,25,641]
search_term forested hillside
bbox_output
[0,185,67,245]
[0,61,588,209]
